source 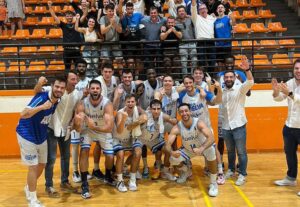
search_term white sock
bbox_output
[210,174,217,184]
[130,173,136,182]
[72,144,79,172]
[217,163,223,174]
[29,191,37,201]
[117,174,123,182]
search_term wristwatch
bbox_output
[288,91,294,99]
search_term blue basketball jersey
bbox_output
[16,91,58,145]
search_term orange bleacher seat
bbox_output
[30,29,47,39]
[235,0,251,8]
[229,0,235,7]
[33,6,47,14]
[0,32,11,40]
[272,54,292,65]
[23,17,39,26]
[47,28,63,38]
[241,40,258,49]
[253,54,271,67]
[1,47,18,55]
[268,22,287,33]
[62,5,75,13]
[24,7,33,14]
[52,5,62,13]
[232,41,239,47]
[292,54,300,63]
[28,61,47,71]
[56,46,64,52]
[233,23,252,34]
[8,62,26,72]
[260,40,278,48]
[24,0,38,4]
[258,9,276,19]
[48,60,65,71]
[11,29,30,39]
[251,23,269,33]
[38,17,56,26]
[278,39,296,47]
[0,62,7,73]
[162,3,169,11]
[20,46,38,54]
[243,10,259,19]
[38,46,56,53]
[250,0,266,7]
[231,11,243,20]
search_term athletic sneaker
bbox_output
[217,173,225,185]
[24,185,30,201]
[45,186,60,198]
[161,170,177,181]
[92,169,105,181]
[176,169,191,184]
[81,182,91,199]
[104,176,116,186]
[136,170,142,180]
[87,172,92,180]
[29,199,44,207]
[297,191,300,196]
[72,171,81,183]
[128,180,137,191]
[274,177,297,186]
[235,174,246,186]
[225,170,234,179]
[208,183,218,197]
[151,168,160,180]
[116,180,128,192]
[142,167,149,179]
[60,182,78,193]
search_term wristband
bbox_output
[245,69,251,72]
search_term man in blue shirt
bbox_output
[16,77,66,207]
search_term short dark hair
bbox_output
[105,3,115,11]
[65,71,77,80]
[193,66,204,74]
[150,6,158,12]
[167,16,176,21]
[125,94,136,101]
[102,62,113,70]
[150,99,162,108]
[122,69,133,75]
[177,5,186,13]
[293,58,300,67]
[178,103,190,110]
[183,75,194,82]
[75,59,87,68]
[224,70,236,76]
[126,2,134,8]
[89,79,102,88]
[54,76,67,85]
[65,10,75,16]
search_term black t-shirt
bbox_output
[60,22,83,44]
[160,26,181,50]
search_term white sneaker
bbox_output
[24,185,30,201]
[136,171,142,180]
[225,170,234,179]
[208,183,218,197]
[72,171,81,183]
[176,169,190,184]
[29,199,44,207]
[161,170,177,181]
[235,174,246,186]
[297,191,300,196]
[116,180,128,192]
[274,177,297,186]
[128,180,137,191]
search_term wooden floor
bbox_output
[0,153,300,207]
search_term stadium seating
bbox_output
[30,29,47,39]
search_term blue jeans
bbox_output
[283,125,300,179]
[45,128,71,187]
[223,125,248,176]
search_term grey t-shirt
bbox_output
[100,15,120,41]
[175,17,195,40]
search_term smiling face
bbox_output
[150,8,158,22]
[87,18,96,29]
[89,82,102,101]
[224,71,236,89]
[183,77,194,92]
[294,62,300,81]
[217,4,225,16]
[67,72,78,89]
[199,4,208,17]
[178,105,191,121]
[163,76,174,90]
[193,69,204,83]
[177,7,186,19]
[122,72,133,87]
[52,80,66,99]
[125,96,136,111]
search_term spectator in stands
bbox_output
[185,0,202,15]
[214,3,235,71]
[191,0,216,73]
[70,0,98,26]
[141,6,166,68]
[119,0,145,15]
[144,0,163,15]
[48,1,83,72]
[100,3,123,69]
[160,16,182,76]
[97,0,110,22]
[205,0,220,16]
[0,0,7,36]
[118,1,144,68]
[6,0,25,35]
[165,0,186,18]
[176,5,197,75]
[75,14,101,77]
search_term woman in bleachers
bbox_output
[75,13,102,77]
[6,0,25,35]
[97,0,110,23]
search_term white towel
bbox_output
[147,111,164,134]
[120,106,141,137]
[98,76,108,98]
[162,87,179,108]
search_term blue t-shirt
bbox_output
[214,16,232,47]
[121,13,144,32]
[16,91,58,145]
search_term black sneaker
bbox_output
[104,176,116,186]
[81,182,91,199]
[92,169,105,181]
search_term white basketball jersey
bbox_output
[161,86,178,118]
[140,80,161,110]
[113,113,133,141]
[140,111,162,142]
[75,77,91,92]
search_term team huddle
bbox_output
[16,56,254,207]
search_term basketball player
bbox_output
[166,103,219,197]
[73,79,114,199]
[17,77,66,207]
[113,94,147,192]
